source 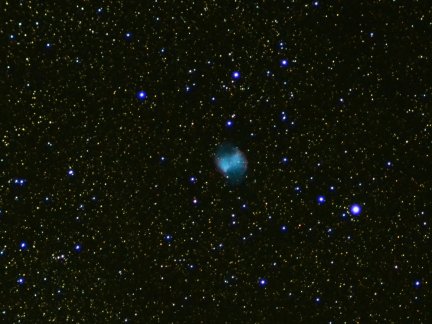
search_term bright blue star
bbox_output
[258,278,268,287]
[17,277,25,285]
[189,176,197,183]
[350,204,361,216]
[67,169,75,176]
[20,241,28,250]
[226,120,233,127]
[164,234,173,243]
[414,280,421,287]
[74,244,81,252]
[137,90,147,100]
[280,59,289,67]
[231,71,240,80]
[125,32,132,39]
[280,225,288,233]
[317,195,326,205]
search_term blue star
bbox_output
[317,195,326,205]
[17,277,25,285]
[164,234,173,243]
[189,176,197,184]
[350,204,362,216]
[231,71,240,80]
[280,225,288,233]
[125,32,132,39]
[20,241,28,251]
[414,280,421,288]
[280,59,289,67]
[74,244,81,252]
[137,90,147,100]
[258,278,268,287]
[226,120,233,127]
[67,169,75,176]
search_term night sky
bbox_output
[1,1,431,322]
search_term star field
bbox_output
[1,0,432,322]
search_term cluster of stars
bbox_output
[2,1,429,321]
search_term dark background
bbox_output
[1,0,431,322]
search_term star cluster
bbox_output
[1,0,431,322]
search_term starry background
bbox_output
[1,0,431,323]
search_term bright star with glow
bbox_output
[67,169,75,176]
[20,241,28,250]
[231,71,240,79]
[258,278,268,287]
[350,204,361,215]
[189,176,197,183]
[414,280,421,287]
[280,59,289,66]
[317,195,326,204]
[137,91,147,100]
[17,277,25,285]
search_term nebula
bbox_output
[215,143,247,184]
